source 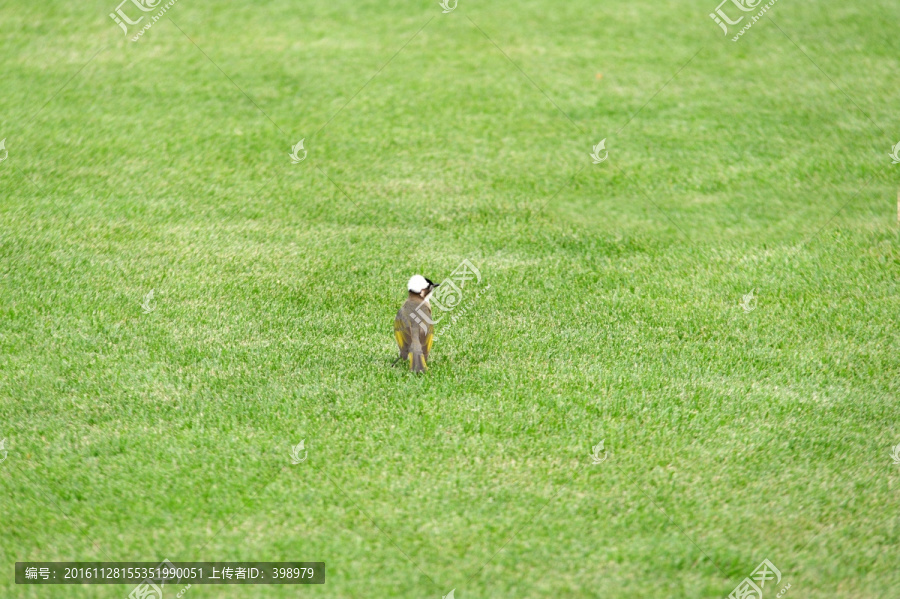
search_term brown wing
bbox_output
[394,310,410,357]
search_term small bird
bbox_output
[394,275,439,372]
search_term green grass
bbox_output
[2,0,900,596]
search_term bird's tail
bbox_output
[409,339,427,373]
[409,350,427,373]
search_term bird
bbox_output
[394,274,439,372]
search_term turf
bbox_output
[1,0,899,597]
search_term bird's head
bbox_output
[408,274,439,299]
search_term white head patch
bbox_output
[408,275,428,293]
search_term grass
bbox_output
[1,0,899,597]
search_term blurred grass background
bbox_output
[1,0,899,596]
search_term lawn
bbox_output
[1,0,899,597]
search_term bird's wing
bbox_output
[394,312,408,351]
[425,332,433,356]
